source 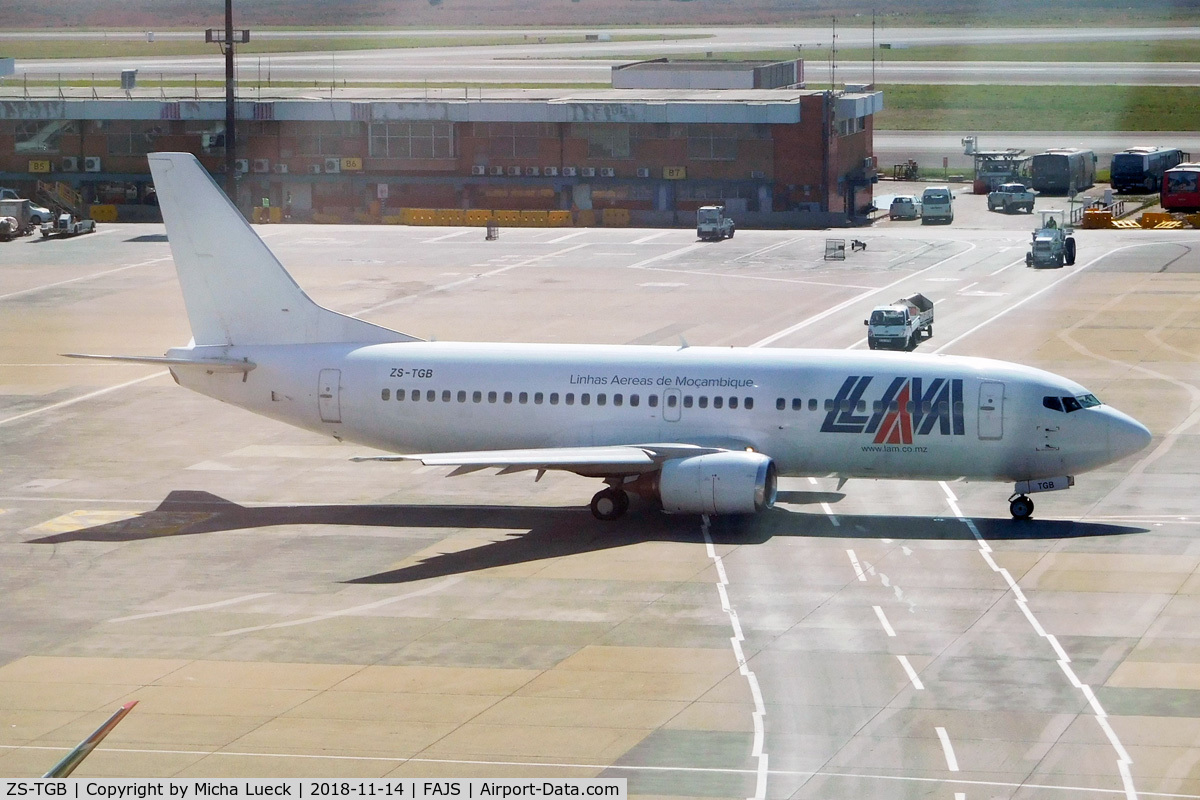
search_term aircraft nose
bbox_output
[1108,409,1153,461]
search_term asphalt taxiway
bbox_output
[1,189,1199,798]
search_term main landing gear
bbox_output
[590,487,630,521]
[1009,494,1034,520]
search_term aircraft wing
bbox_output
[352,443,726,477]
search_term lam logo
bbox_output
[821,376,966,444]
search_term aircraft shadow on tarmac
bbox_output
[27,490,1146,584]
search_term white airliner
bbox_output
[70,153,1151,521]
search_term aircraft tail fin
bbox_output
[147,152,418,347]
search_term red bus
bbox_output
[1161,162,1200,211]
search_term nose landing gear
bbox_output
[1009,494,1034,520]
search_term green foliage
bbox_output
[874,85,1200,131]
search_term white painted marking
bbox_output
[637,282,687,288]
[700,515,768,800]
[751,242,976,347]
[109,593,273,623]
[820,501,840,526]
[936,727,960,772]
[627,242,706,271]
[214,577,461,636]
[543,230,591,243]
[955,794,966,800]
[989,256,1025,276]
[873,605,896,637]
[0,743,1181,797]
[630,231,670,244]
[420,229,473,243]
[359,243,590,315]
[897,655,925,690]
[943,484,1137,799]
[733,236,802,262]
[0,256,171,303]
[846,549,866,581]
[0,370,169,428]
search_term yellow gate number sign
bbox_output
[663,166,686,180]
[341,158,363,172]
[29,160,52,173]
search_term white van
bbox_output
[920,186,954,224]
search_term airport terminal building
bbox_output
[0,62,882,227]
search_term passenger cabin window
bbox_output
[699,396,709,409]
[631,395,640,407]
[488,391,497,403]
[730,397,739,409]
[581,393,590,406]
[745,397,754,410]
[520,392,529,404]
[666,395,677,408]
[473,391,482,403]
[381,388,390,400]
[397,389,405,401]
[566,393,575,406]
[597,394,606,406]
[427,390,436,402]
[648,395,658,408]
[809,398,818,411]
[441,390,451,402]
[776,398,786,411]
[714,396,723,409]
[457,390,467,403]
[504,391,513,404]
[683,396,693,408]
[614,394,623,407]
[550,393,559,405]
[534,392,543,404]
[792,398,802,411]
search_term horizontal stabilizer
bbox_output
[63,353,256,373]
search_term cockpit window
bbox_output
[1044,394,1101,413]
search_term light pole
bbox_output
[206,1,249,203]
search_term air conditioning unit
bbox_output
[525,166,540,176]
[562,167,577,177]
[252,158,270,173]
[471,165,486,176]
[234,159,249,174]
[599,167,615,178]
[308,164,322,174]
[750,170,765,179]
[507,166,522,176]
[489,166,505,176]
[580,167,596,177]
[61,157,79,172]
[543,167,558,176]
[636,167,650,178]
[272,163,289,174]
[83,156,102,173]
[324,158,341,174]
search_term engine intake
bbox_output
[658,452,777,515]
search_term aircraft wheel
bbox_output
[1065,237,1076,266]
[1009,495,1034,520]
[728,225,735,239]
[590,488,629,521]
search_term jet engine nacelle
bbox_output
[659,452,778,515]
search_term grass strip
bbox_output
[7,32,705,61]
[874,84,1200,131]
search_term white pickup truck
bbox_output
[865,293,935,351]
[987,182,1036,214]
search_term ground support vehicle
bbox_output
[0,189,53,224]
[987,183,1036,214]
[865,293,935,351]
[696,205,734,240]
[1025,210,1075,269]
[41,213,97,239]
[920,186,953,224]
[0,199,35,240]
